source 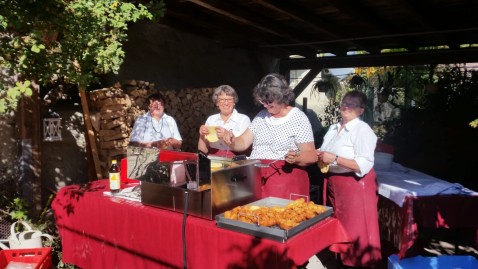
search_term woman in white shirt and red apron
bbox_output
[317,90,381,268]
[198,85,251,158]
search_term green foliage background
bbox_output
[383,66,478,191]
[0,0,165,113]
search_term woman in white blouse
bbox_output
[222,73,317,199]
[317,90,381,268]
[198,85,251,157]
[129,93,182,150]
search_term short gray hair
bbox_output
[252,73,295,105]
[211,85,238,103]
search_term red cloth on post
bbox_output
[52,180,350,269]
[397,195,478,258]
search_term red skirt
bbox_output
[258,160,310,200]
[325,169,382,267]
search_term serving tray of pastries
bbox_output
[215,197,333,242]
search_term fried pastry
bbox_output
[317,160,329,173]
[223,198,328,230]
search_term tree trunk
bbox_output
[17,81,42,218]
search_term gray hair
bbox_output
[211,85,238,104]
[252,73,295,105]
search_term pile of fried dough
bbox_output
[223,198,328,230]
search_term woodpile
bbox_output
[87,80,215,177]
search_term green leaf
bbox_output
[0,100,6,113]
[25,87,33,96]
[32,44,40,53]
[0,15,6,29]
[0,0,166,115]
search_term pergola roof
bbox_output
[161,0,478,69]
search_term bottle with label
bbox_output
[109,159,121,193]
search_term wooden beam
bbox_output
[252,0,341,38]
[79,89,102,180]
[292,68,321,97]
[185,0,287,38]
[280,48,478,70]
[252,0,355,52]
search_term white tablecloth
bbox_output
[376,162,478,207]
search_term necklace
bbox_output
[151,117,164,135]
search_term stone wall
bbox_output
[103,21,279,116]
[87,81,217,177]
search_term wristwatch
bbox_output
[332,155,339,165]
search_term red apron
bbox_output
[258,160,310,200]
[325,169,382,267]
[207,149,237,158]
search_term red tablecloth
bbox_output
[378,194,478,258]
[52,180,350,269]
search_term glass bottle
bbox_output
[109,159,121,193]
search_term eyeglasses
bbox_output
[218,98,234,103]
[340,102,361,109]
[149,101,164,109]
[258,99,273,106]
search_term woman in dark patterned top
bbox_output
[222,73,317,199]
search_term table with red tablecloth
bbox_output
[52,180,350,269]
[375,162,478,258]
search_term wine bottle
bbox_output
[109,159,121,194]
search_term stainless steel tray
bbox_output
[215,197,333,242]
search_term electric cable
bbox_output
[182,191,189,269]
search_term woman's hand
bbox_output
[199,125,209,136]
[165,138,181,149]
[284,142,318,166]
[222,129,235,146]
[322,151,337,164]
[317,149,336,164]
[285,149,300,164]
[215,127,229,140]
[316,148,323,160]
[152,140,167,149]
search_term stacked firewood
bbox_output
[88,80,215,177]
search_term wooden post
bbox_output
[79,88,102,180]
[17,81,42,217]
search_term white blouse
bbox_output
[320,117,377,177]
[130,112,182,142]
[205,109,251,150]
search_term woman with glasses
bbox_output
[129,93,182,150]
[222,73,317,199]
[198,85,251,157]
[317,90,381,268]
